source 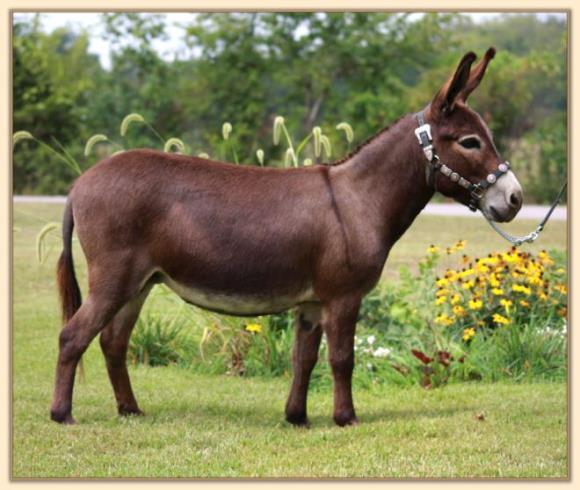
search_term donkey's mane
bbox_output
[329,115,407,166]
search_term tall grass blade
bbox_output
[12,131,34,147]
[84,134,108,157]
[313,126,322,158]
[51,137,82,175]
[120,113,146,137]
[336,122,354,143]
[321,135,332,158]
[256,149,264,166]
[164,137,186,153]
[36,222,60,264]
[222,122,232,141]
[273,116,284,145]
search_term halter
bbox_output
[414,110,510,212]
[414,110,567,247]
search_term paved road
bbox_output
[13,195,567,220]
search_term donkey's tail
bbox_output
[57,199,82,323]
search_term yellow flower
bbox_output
[527,275,542,286]
[435,296,447,306]
[554,284,567,295]
[463,280,475,290]
[245,323,262,333]
[463,327,476,341]
[435,313,453,326]
[539,291,549,301]
[481,256,499,266]
[519,300,530,308]
[454,239,467,250]
[445,270,460,282]
[512,284,531,296]
[502,250,522,264]
[451,294,461,305]
[427,244,440,254]
[489,274,501,288]
[491,288,504,296]
[492,313,510,325]
[436,277,449,287]
[476,263,490,274]
[453,305,466,317]
[436,288,449,297]
[499,298,513,313]
[468,298,483,310]
[459,268,476,278]
[538,250,554,265]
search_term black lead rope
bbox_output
[414,110,567,247]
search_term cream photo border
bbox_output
[0,1,575,487]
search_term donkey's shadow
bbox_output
[120,399,479,429]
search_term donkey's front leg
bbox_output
[323,296,361,427]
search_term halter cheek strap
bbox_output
[415,110,510,212]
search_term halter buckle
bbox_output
[415,123,434,161]
[470,185,485,200]
[414,123,432,145]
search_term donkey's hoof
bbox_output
[334,411,359,427]
[285,411,310,427]
[50,409,76,425]
[118,406,145,417]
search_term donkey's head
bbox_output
[422,48,523,222]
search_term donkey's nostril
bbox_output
[509,190,522,209]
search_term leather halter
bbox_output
[415,110,510,212]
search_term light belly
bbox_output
[162,275,317,316]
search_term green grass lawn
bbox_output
[12,202,568,478]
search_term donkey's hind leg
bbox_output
[285,304,322,427]
[50,260,148,424]
[50,291,126,424]
[99,285,152,416]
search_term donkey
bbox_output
[51,48,522,426]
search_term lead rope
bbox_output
[482,180,567,247]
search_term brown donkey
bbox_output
[51,48,523,426]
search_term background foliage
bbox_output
[13,12,567,201]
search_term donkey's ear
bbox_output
[459,47,496,102]
[432,51,477,115]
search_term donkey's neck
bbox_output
[331,114,435,247]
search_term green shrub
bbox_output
[356,241,567,388]
[128,312,192,366]
[195,317,294,377]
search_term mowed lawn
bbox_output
[12,202,568,478]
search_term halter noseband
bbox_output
[415,110,510,212]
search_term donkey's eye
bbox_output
[459,137,481,150]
